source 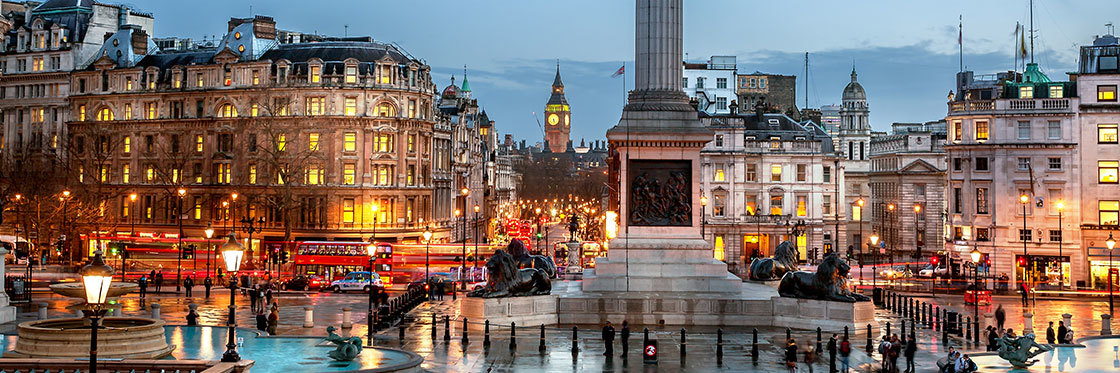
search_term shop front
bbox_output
[1088,247,1120,290]
[1014,254,1069,288]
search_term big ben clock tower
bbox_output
[544,63,570,153]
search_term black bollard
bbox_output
[484,320,491,348]
[901,319,907,339]
[816,327,822,353]
[751,328,759,365]
[844,326,849,341]
[957,314,965,338]
[786,327,792,341]
[462,318,469,345]
[399,323,405,342]
[716,328,723,366]
[540,325,546,352]
[680,328,687,358]
[431,314,437,340]
[644,328,649,347]
[886,321,891,339]
[966,316,972,340]
[942,319,949,344]
[510,322,517,350]
[444,316,451,342]
[865,324,872,353]
[571,326,579,354]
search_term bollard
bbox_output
[399,323,405,341]
[816,327,822,353]
[921,303,927,325]
[1062,313,1073,331]
[1022,312,1034,335]
[942,318,949,345]
[865,324,872,353]
[540,325,547,352]
[751,328,758,365]
[151,303,161,319]
[680,328,687,358]
[484,320,491,348]
[462,318,469,346]
[510,322,517,350]
[886,321,891,338]
[901,319,907,338]
[644,328,650,348]
[571,326,579,354]
[786,327,791,341]
[303,306,314,328]
[342,308,353,329]
[444,316,451,342]
[844,325,849,341]
[37,302,48,319]
[934,306,940,331]
[965,317,972,340]
[1102,314,1113,336]
[431,315,437,340]
[716,328,723,365]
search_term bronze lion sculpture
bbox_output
[778,253,870,303]
[505,238,558,279]
[748,240,800,281]
[467,249,551,298]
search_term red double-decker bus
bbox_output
[292,241,392,285]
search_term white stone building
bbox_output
[837,69,873,258]
[869,121,947,265]
[683,55,737,115]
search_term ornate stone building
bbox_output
[869,121,947,264]
[543,65,570,153]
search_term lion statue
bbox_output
[778,253,870,303]
[468,249,551,298]
[506,238,558,279]
[748,240,800,281]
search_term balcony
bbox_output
[948,98,1073,115]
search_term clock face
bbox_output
[548,114,559,125]
[564,114,570,126]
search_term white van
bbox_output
[0,235,33,265]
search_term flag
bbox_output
[1019,28,1029,59]
[611,65,625,78]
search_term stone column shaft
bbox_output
[634,0,682,92]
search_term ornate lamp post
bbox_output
[535,207,542,253]
[870,233,880,295]
[1020,193,1030,293]
[366,241,377,344]
[887,203,895,270]
[1107,233,1116,316]
[204,224,215,279]
[423,228,433,294]
[913,203,922,261]
[219,234,245,362]
[176,188,186,293]
[857,198,866,284]
[1056,200,1064,288]
[460,187,469,291]
[970,247,982,344]
[61,190,70,265]
[700,195,708,238]
[473,204,480,276]
[239,216,265,274]
[79,250,114,373]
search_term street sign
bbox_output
[643,340,658,364]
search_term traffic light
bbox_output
[280,251,289,264]
[930,256,939,266]
[536,232,543,239]
[1017,256,1027,267]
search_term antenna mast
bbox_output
[804,52,809,109]
[1029,0,1035,63]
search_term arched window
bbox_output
[218,103,238,118]
[376,102,395,117]
[97,108,114,121]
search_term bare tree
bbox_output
[0,150,70,262]
[66,123,128,265]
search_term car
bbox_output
[879,266,912,279]
[917,265,949,278]
[328,271,383,293]
[282,275,325,291]
[407,273,453,292]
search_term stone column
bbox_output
[1062,313,1072,329]
[1022,312,1034,336]
[342,308,353,329]
[634,0,683,92]
[303,306,314,328]
[37,302,48,319]
[150,303,161,319]
[1101,314,1112,336]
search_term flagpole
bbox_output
[623,62,627,105]
[959,15,963,72]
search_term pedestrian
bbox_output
[186,307,199,326]
[1057,321,1068,344]
[904,334,916,373]
[888,334,901,373]
[256,286,266,312]
[785,338,799,373]
[204,277,212,298]
[804,345,817,373]
[1064,325,1074,344]
[249,284,260,313]
[265,286,274,306]
[839,335,851,373]
[827,334,837,373]
[877,336,890,371]
[940,347,957,373]
[1046,321,1056,344]
[994,305,1006,332]
[267,304,279,335]
[138,275,148,299]
[184,275,194,297]
[601,321,615,357]
[437,281,446,300]
[987,326,998,351]
[620,320,630,358]
[1020,282,1029,307]
[255,310,268,331]
[155,271,164,292]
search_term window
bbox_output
[823,166,831,183]
[408,100,417,118]
[1019,229,1032,242]
[122,164,130,183]
[770,164,782,182]
[796,164,807,182]
[714,164,725,181]
[124,104,132,119]
[952,121,962,142]
[823,195,832,215]
[1102,56,1120,72]
[407,165,415,185]
[306,97,325,116]
[1098,85,1117,102]
[714,135,724,147]
[975,157,989,171]
[1017,121,1031,140]
[342,198,355,223]
[78,106,86,121]
[713,191,727,216]
[195,135,204,152]
[252,70,260,85]
[974,120,989,141]
[1048,157,1062,170]
[197,73,204,87]
[976,187,989,214]
[1047,121,1060,139]
[682,77,688,88]
[218,103,237,118]
[716,78,727,89]
[123,136,131,153]
[715,97,727,110]
[746,164,757,182]
[953,188,962,213]
[306,165,324,185]
[345,66,357,84]
[97,108,113,121]
[310,65,321,83]
[976,228,990,241]
[408,134,416,152]
[344,132,357,152]
[1099,124,1118,143]
[344,98,357,116]
[696,77,705,89]
[851,205,861,220]
[1049,85,1063,98]
[796,195,807,217]
[376,102,395,117]
[745,195,757,215]
[375,134,394,152]
[147,103,156,119]
[1101,200,1120,225]
[125,77,133,90]
[769,194,783,215]
[309,133,320,151]
[1019,85,1033,98]
[145,165,154,183]
[376,166,391,185]
[1049,230,1061,242]
[248,164,257,184]
[1017,157,1031,171]
[274,98,290,116]
[277,134,287,152]
[216,163,231,184]
[250,104,259,117]
[953,158,962,171]
[713,236,724,261]
[1099,161,1119,183]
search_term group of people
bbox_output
[1046,320,1075,345]
[940,347,978,373]
[782,334,859,373]
[598,321,630,358]
[875,334,917,373]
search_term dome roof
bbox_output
[442,76,460,98]
[842,68,866,100]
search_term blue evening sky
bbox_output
[140,0,1118,144]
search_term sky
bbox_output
[138,0,1119,144]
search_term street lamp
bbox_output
[423,228,433,296]
[700,195,708,238]
[460,188,469,291]
[1020,193,1030,295]
[176,188,186,293]
[857,198,866,283]
[366,242,377,344]
[913,203,923,262]
[1108,233,1116,316]
[870,233,880,295]
[887,203,896,270]
[970,247,982,344]
[204,224,215,279]
[473,204,480,276]
[79,250,114,373]
[219,234,245,362]
[1056,200,1064,288]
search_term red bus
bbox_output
[292,241,392,285]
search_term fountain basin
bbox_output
[49,282,138,299]
[7,317,174,359]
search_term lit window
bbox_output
[1099,161,1119,183]
[100,166,108,182]
[344,98,357,116]
[97,108,113,121]
[769,194,783,215]
[379,65,391,84]
[714,165,725,181]
[309,133,320,151]
[852,205,862,221]
[306,97,325,116]
[1019,85,1033,98]
[375,134,393,152]
[147,103,156,119]
[124,104,132,119]
[952,120,962,142]
[194,197,202,220]
[344,132,357,152]
[1101,200,1120,225]
[796,164,807,182]
[343,163,356,185]
[306,165,323,185]
[975,120,989,141]
[796,196,807,217]
[217,163,232,184]
[1099,85,1117,102]
[248,164,257,184]
[252,70,259,85]
[197,73,204,87]
[713,236,725,261]
[196,135,204,152]
[123,136,131,153]
[145,165,154,183]
[408,100,416,118]
[407,165,415,185]
[174,75,181,88]
[250,104,259,117]
[345,66,357,84]
[172,168,180,183]
[310,65,321,83]
[1049,85,1063,98]
[122,164,130,183]
[376,102,395,117]
[218,103,237,118]
[1099,124,1118,143]
[377,166,389,185]
[770,164,782,182]
[407,134,415,152]
[342,198,355,223]
[277,134,286,152]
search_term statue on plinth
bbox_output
[507,239,557,279]
[748,240,799,281]
[325,326,363,361]
[997,333,1053,368]
[468,245,552,298]
[777,253,870,303]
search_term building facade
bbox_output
[869,121,947,264]
[684,56,736,115]
[543,65,570,153]
[737,72,797,115]
[1075,33,1120,289]
[837,68,873,259]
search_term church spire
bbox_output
[850,65,858,82]
[461,65,471,92]
[553,60,564,87]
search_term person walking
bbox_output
[204,276,212,298]
[620,321,630,358]
[155,271,164,292]
[267,304,279,335]
[839,335,851,373]
[888,334,901,373]
[184,275,194,297]
[137,275,148,300]
[987,326,999,351]
[249,284,260,313]
[255,309,268,332]
[994,305,1006,332]
[827,334,837,373]
[1046,321,1056,344]
[1057,321,1068,344]
[601,321,615,357]
[877,336,890,371]
[904,334,916,373]
[1020,282,1029,307]
[786,339,799,373]
[265,286,274,306]
[804,345,818,373]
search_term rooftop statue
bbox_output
[777,253,870,303]
[748,240,799,281]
